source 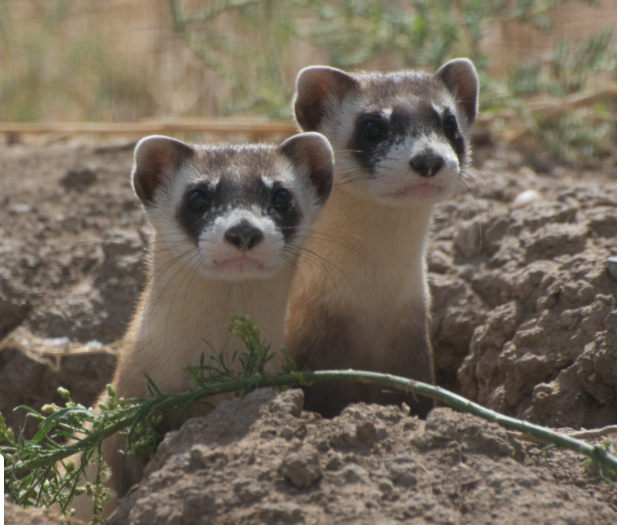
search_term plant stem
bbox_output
[8,370,617,477]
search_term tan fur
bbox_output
[70,239,295,520]
[287,186,435,417]
[107,235,293,484]
[70,133,334,521]
[286,61,478,418]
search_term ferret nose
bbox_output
[409,153,444,178]
[225,221,264,251]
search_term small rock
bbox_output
[60,166,97,191]
[315,439,330,451]
[338,464,371,485]
[356,420,387,444]
[233,478,268,503]
[259,503,304,523]
[183,487,216,518]
[324,452,344,471]
[268,388,304,417]
[378,479,394,494]
[376,405,404,423]
[386,456,418,487]
[9,204,31,214]
[278,444,322,488]
[332,424,359,448]
[512,189,543,209]
[280,426,294,440]
[606,256,616,280]
[293,422,307,439]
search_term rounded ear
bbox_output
[293,66,359,131]
[132,135,195,206]
[434,58,479,126]
[277,132,334,205]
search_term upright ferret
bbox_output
[286,59,478,418]
[99,132,333,500]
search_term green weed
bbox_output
[1,315,616,524]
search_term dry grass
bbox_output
[0,0,615,164]
[0,328,119,373]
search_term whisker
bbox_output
[160,250,203,354]
[283,227,372,266]
[284,244,351,297]
[149,246,200,297]
[279,252,304,287]
[144,247,200,351]
[284,245,340,299]
[181,252,207,325]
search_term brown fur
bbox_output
[286,188,436,418]
[69,134,334,521]
[286,61,478,418]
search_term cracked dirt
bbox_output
[0,140,616,524]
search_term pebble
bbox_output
[60,166,97,191]
[9,204,31,214]
[278,444,322,488]
[606,256,616,280]
[512,189,543,208]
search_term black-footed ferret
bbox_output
[94,132,333,508]
[286,59,478,418]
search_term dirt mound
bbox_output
[106,388,616,525]
[0,142,142,434]
[0,141,615,522]
[0,142,146,344]
[3,498,62,525]
[0,142,615,433]
[429,152,617,429]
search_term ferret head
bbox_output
[131,133,333,281]
[293,59,478,208]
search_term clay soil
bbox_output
[0,138,616,524]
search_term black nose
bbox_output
[224,221,264,251]
[409,154,444,177]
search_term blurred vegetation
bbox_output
[0,0,156,122]
[507,28,617,163]
[0,0,615,165]
[170,0,616,166]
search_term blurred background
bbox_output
[0,0,616,166]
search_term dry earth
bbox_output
[0,139,616,524]
[107,388,616,525]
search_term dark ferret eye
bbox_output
[187,190,208,212]
[443,115,458,139]
[362,121,383,141]
[272,189,292,211]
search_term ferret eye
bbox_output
[187,191,208,212]
[272,189,292,211]
[362,121,383,141]
[443,115,458,139]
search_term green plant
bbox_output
[2,315,616,524]
[506,27,617,164]
[169,0,616,165]
[168,0,298,118]
[0,0,156,122]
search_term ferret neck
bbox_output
[124,237,294,392]
[297,184,435,311]
[319,185,434,260]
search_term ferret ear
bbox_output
[434,58,479,126]
[293,66,359,131]
[132,135,195,206]
[278,132,334,205]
